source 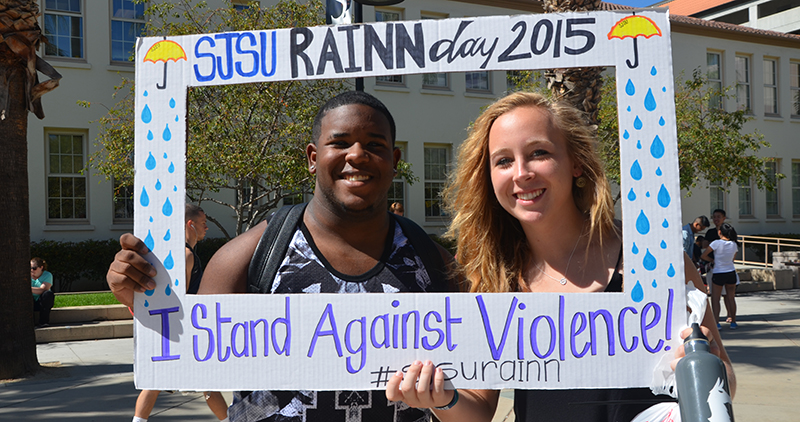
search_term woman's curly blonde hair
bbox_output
[444,92,616,293]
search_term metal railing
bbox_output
[736,235,800,268]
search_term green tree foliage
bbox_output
[88,0,346,239]
[509,68,779,198]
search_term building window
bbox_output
[283,192,304,206]
[792,162,800,217]
[111,0,145,62]
[709,179,726,213]
[738,176,753,218]
[735,55,751,112]
[233,0,259,11]
[43,0,84,59]
[707,52,722,109]
[388,145,406,208]
[466,71,491,92]
[375,9,404,86]
[763,58,778,115]
[424,146,449,217]
[47,133,87,221]
[766,160,780,217]
[113,180,134,222]
[421,14,448,89]
[791,62,800,117]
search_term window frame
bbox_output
[765,160,780,218]
[735,55,751,113]
[709,179,727,214]
[374,8,405,87]
[465,71,491,93]
[46,130,89,224]
[792,161,800,218]
[110,0,146,64]
[420,13,449,90]
[113,178,135,224]
[43,0,86,60]
[423,145,450,219]
[387,143,407,209]
[707,51,723,110]
[738,176,754,218]
[763,58,779,116]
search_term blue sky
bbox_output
[607,0,664,7]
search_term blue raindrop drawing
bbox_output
[155,179,162,191]
[147,130,154,141]
[140,187,150,207]
[659,116,665,126]
[667,264,676,277]
[144,230,155,252]
[169,98,176,108]
[662,87,666,92]
[650,66,657,76]
[646,191,651,198]
[637,140,642,149]
[165,284,172,296]
[149,216,153,223]
[632,242,639,254]
[175,279,179,286]
[652,279,658,288]
[643,249,657,271]
[145,289,154,296]
[164,251,174,270]
[623,130,630,140]
[625,79,635,96]
[163,124,172,141]
[144,300,149,307]
[660,240,667,249]
[650,135,665,159]
[657,184,671,208]
[656,167,663,176]
[628,188,636,201]
[631,160,643,180]
[163,153,168,159]
[644,88,657,111]
[173,186,177,192]
[627,106,631,112]
[144,91,148,97]
[168,162,175,173]
[175,115,179,122]
[145,152,156,170]
[141,105,152,123]
[164,229,171,241]
[631,281,644,302]
[634,116,643,130]
[631,269,636,274]
[636,210,650,235]
[162,198,173,216]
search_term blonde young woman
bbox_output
[386,92,735,421]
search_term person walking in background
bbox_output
[705,209,739,322]
[702,223,740,330]
[390,201,404,216]
[31,257,55,328]
[133,204,228,422]
[682,215,709,257]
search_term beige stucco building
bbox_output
[26,0,800,243]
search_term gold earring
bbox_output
[575,176,587,188]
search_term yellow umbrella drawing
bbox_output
[143,40,187,90]
[607,15,662,69]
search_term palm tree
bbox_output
[0,0,61,379]
[543,0,603,128]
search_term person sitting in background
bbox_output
[31,257,55,328]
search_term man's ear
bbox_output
[393,147,401,170]
[307,143,317,173]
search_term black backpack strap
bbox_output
[392,214,450,292]
[247,203,307,293]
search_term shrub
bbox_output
[31,239,121,292]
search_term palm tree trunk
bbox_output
[0,0,61,379]
[543,0,604,128]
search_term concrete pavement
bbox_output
[2,290,798,421]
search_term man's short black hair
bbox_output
[311,91,396,145]
[695,215,710,228]
[712,208,726,217]
[185,203,205,223]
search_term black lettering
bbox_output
[364,24,393,71]
[498,21,531,62]
[565,18,596,55]
[531,19,553,56]
[395,23,424,69]
[290,27,314,78]
[316,28,344,75]
[429,20,473,63]
[338,25,362,73]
